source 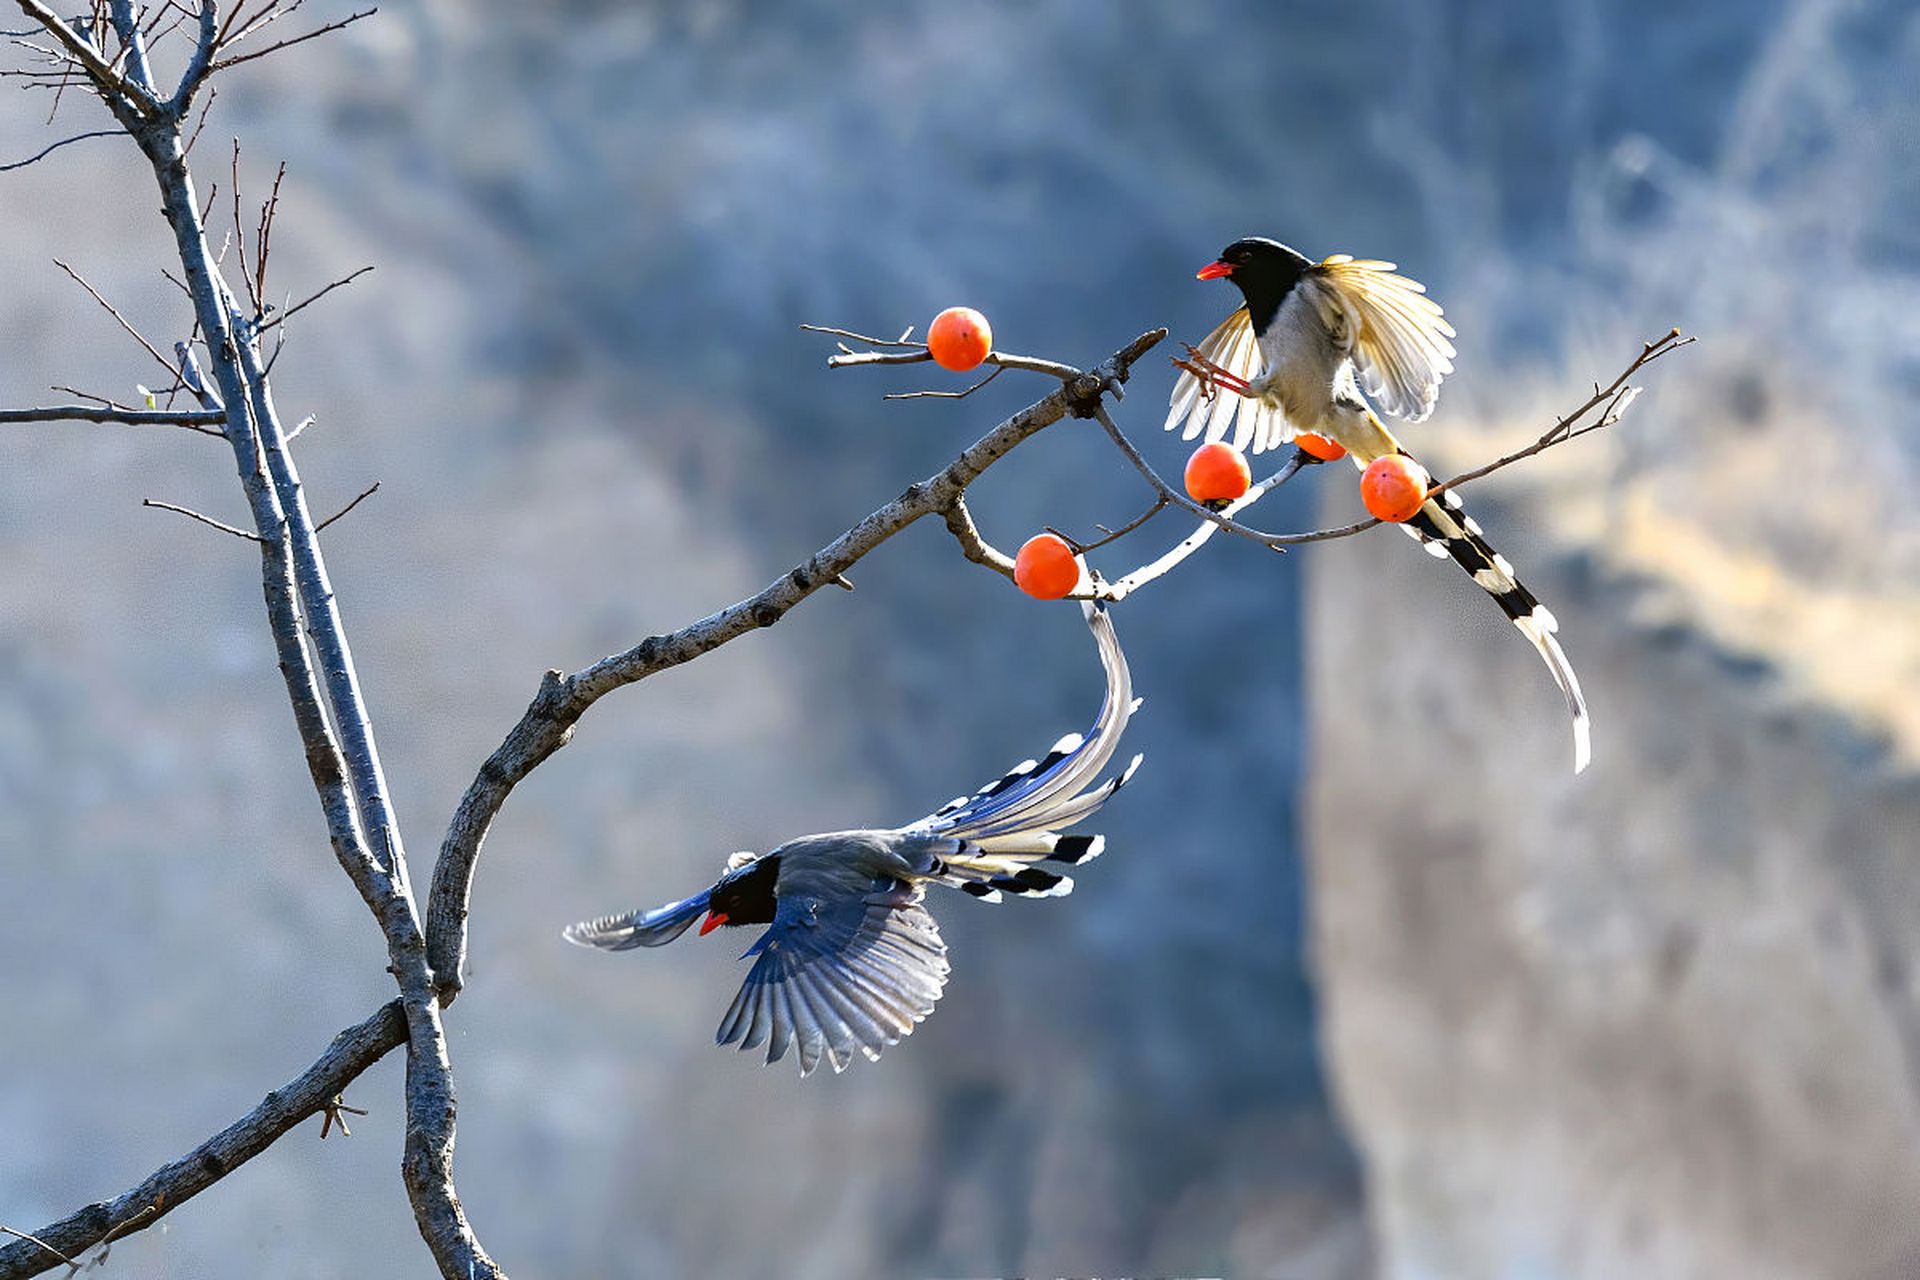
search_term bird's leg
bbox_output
[1172,344,1255,399]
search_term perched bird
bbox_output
[1168,237,1589,773]
[564,601,1142,1076]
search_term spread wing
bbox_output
[1304,255,1456,422]
[1163,306,1296,453]
[716,879,950,1077]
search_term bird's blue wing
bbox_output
[562,888,711,951]
[716,879,949,1076]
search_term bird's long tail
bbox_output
[1348,412,1590,774]
[908,600,1144,902]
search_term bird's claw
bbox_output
[1172,345,1254,399]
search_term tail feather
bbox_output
[1334,407,1589,773]
[1397,477,1591,773]
[916,601,1139,841]
[917,830,1113,903]
[906,600,1143,902]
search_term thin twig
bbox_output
[230,140,259,315]
[1090,403,1289,552]
[1422,332,1691,505]
[0,128,116,171]
[51,384,135,410]
[811,325,1088,382]
[220,0,311,51]
[313,481,378,533]
[884,364,1004,400]
[826,346,1087,382]
[51,259,179,382]
[9,0,159,114]
[142,497,264,541]
[797,322,922,348]
[0,403,225,433]
[255,159,285,304]
[826,347,932,368]
[1100,456,1304,602]
[256,265,372,333]
[209,7,374,70]
[182,82,216,155]
[1047,493,1170,555]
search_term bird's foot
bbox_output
[1172,345,1255,399]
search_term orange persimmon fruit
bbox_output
[1013,533,1082,600]
[927,306,993,372]
[1360,455,1431,523]
[1294,432,1347,461]
[1184,441,1252,505]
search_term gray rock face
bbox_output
[1307,519,1920,1280]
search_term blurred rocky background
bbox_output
[1,1,1915,1276]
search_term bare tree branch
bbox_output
[51,257,182,385]
[0,402,224,431]
[256,263,372,332]
[135,119,500,1279]
[1089,402,1293,552]
[182,79,215,153]
[167,0,216,113]
[142,496,263,540]
[255,157,286,305]
[8,0,159,116]
[941,492,1016,580]
[314,479,378,532]
[884,363,1003,400]
[423,327,1168,1003]
[0,126,115,170]
[0,1002,407,1280]
[105,0,156,99]
[1099,455,1306,601]
[208,6,373,71]
[230,140,259,314]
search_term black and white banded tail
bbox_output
[1395,469,1590,773]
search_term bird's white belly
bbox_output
[1252,294,1346,429]
[1253,291,1391,458]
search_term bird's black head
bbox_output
[699,853,780,935]
[1196,237,1312,333]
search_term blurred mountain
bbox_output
[2,0,1915,1276]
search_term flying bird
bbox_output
[1167,237,1589,773]
[564,601,1142,1076]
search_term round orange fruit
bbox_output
[1361,455,1431,523]
[1295,432,1347,461]
[1013,533,1082,600]
[1184,441,1252,504]
[927,306,993,372]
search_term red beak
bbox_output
[1196,260,1235,280]
[698,910,729,937]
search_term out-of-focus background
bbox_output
[3,2,1918,1276]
